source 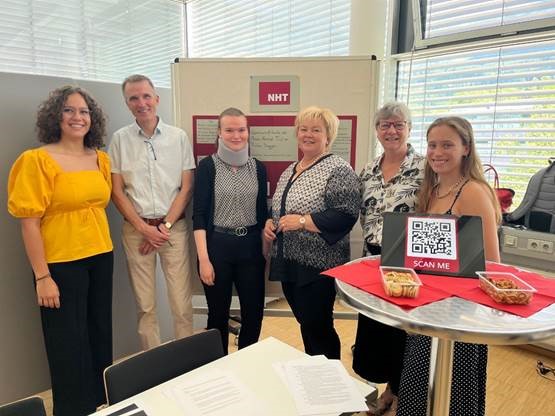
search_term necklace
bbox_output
[435,176,465,199]
[298,153,327,171]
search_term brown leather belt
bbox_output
[141,212,185,226]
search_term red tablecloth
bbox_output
[322,258,555,317]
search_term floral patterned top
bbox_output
[360,144,425,253]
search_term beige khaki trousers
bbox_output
[122,219,193,349]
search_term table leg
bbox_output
[427,338,454,416]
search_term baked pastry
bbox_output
[383,271,419,298]
[480,277,532,305]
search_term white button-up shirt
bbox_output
[108,118,195,218]
[359,144,425,251]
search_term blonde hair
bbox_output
[417,116,502,224]
[295,106,339,147]
[217,107,246,129]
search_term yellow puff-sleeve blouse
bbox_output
[8,148,113,263]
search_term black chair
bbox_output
[104,329,224,405]
[0,396,46,416]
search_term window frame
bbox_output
[389,31,555,206]
[411,0,555,49]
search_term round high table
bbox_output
[335,257,555,416]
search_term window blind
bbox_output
[396,38,555,206]
[0,0,184,87]
[186,0,350,57]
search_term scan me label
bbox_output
[404,216,460,273]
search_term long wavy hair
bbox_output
[417,116,501,224]
[36,85,107,148]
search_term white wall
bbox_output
[350,0,388,58]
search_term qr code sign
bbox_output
[406,217,457,260]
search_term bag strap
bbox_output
[483,163,500,189]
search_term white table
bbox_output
[336,257,555,416]
[92,337,376,416]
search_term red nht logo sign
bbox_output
[259,82,291,105]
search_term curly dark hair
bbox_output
[36,85,107,148]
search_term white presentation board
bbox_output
[171,57,380,296]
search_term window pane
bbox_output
[0,0,184,87]
[186,0,350,57]
[422,0,555,40]
[397,39,555,206]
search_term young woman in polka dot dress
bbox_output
[397,116,501,416]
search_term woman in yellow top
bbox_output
[8,86,113,416]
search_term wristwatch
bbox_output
[163,221,172,230]
[299,215,306,229]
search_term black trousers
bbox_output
[352,314,406,394]
[203,231,265,355]
[282,272,340,359]
[41,251,113,416]
[351,243,406,394]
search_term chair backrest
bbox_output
[104,329,224,405]
[0,396,46,416]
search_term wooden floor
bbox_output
[35,305,555,415]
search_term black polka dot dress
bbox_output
[397,335,487,416]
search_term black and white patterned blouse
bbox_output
[359,144,425,252]
[271,154,361,271]
[213,155,258,228]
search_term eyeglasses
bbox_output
[62,107,90,117]
[536,360,555,381]
[377,121,408,131]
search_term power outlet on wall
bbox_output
[527,239,554,254]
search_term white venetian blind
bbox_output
[396,39,555,206]
[421,0,555,40]
[0,0,185,87]
[186,0,350,57]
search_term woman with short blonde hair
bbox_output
[264,105,360,359]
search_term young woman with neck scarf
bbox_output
[193,107,268,354]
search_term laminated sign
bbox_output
[381,213,485,278]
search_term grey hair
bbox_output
[121,74,156,94]
[373,102,412,128]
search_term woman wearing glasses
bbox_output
[264,106,360,359]
[352,102,425,416]
[8,86,113,415]
[193,107,267,355]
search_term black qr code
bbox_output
[407,219,456,259]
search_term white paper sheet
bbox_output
[163,368,265,416]
[273,356,368,416]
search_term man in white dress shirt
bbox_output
[109,74,195,349]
